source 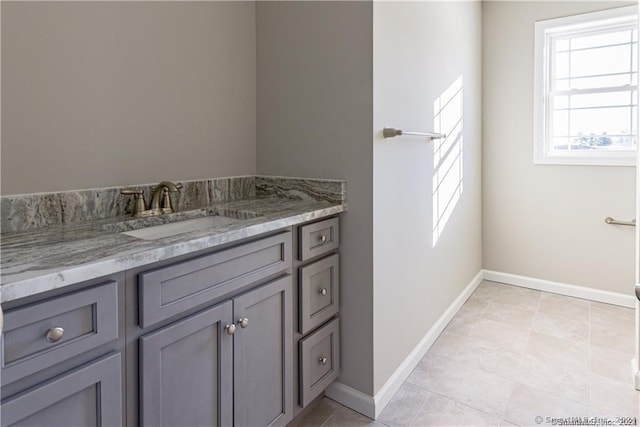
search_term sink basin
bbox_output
[121,215,241,240]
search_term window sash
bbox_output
[542,16,638,162]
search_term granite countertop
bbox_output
[0,197,346,303]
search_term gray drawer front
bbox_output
[1,281,119,385]
[299,218,339,261]
[139,231,292,328]
[1,352,122,427]
[299,254,339,335]
[299,318,340,407]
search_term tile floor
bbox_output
[297,281,640,426]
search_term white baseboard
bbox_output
[325,270,484,419]
[324,382,376,419]
[483,270,635,308]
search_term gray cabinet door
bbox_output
[139,301,233,427]
[233,276,293,427]
[1,352,122,427]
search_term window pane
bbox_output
[570,134,636,150]
[552,110,569,136]
[569,73,632,89]
[551,137,569,151]
[555,52,570,79]
[570,91,632,109]
[570,106,632,135]
[571,30,632,50]
[556,78,570,90]
[552,95,568,109]
[556,38,570,52]
[571,44,631,77]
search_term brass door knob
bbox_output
[225,324,236,335]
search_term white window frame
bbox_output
[533,5,638,166]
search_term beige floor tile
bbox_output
[445,310,480,336]
[491,286,542,312]
[462,295,491,313]
[590,323,635,355]
[591,346,636,383]
[590,302,635,328]
[589,407,624,419]
[480,301,536,330]
[377,383,432,426]
[532,312,589,343]
[411,393,503,426]
[504,383,589,426]
[405,353,453,391]
[324,407,384,427]
[477,280,509,293]
[525,332,589,373]
[517,354,589,403]
[449,335,522,380]
[431,361,515,417]
[467,318,531,353]
[470,287,497,303]
[296,398,341,427]
[472,282,501,300]
[427,331,469,360]
[537,293,590,323]
[589,374,640,416]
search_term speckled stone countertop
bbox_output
[1,177,346,303]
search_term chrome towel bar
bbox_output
[383,127,446,140]
[604,217,636,227]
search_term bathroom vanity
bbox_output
[0,176,345,427]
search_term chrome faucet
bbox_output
[120,181,183,218]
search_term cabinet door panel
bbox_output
[233,276,293,427]
[139,301,233,427]
[1,352,122,427]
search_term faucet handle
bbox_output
[120,189,147,217]
[120,189,143,196]
[161,184,182,214]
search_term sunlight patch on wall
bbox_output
[433,76,464,247]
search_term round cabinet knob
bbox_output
[238,318,249,329]
[225,324,236,335]
[319,234,328,243]
[319,357,328,366]
[319,288,328,296]
[45,327,64,343]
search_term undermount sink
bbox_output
[120,215,241,240]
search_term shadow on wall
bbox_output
[433,75,464,247]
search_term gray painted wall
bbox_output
[255,2,374,395]
[1,1,256,195]
[482,1,636,295]
[373,1,483,392]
